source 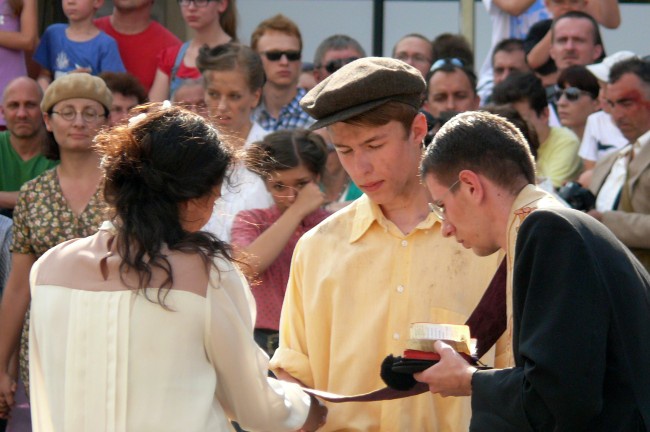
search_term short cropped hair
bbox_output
[420,111,536,193]
[99,72,148,104]
[552,11,603,47]
[491,71,547,116]
[609,57,650,90]
[491,38,526,66]
[392,33,432,57]
[250,14,302,52]
[313,34,366,66]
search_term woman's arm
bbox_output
[0,253,36,413]
[527,30,552,69]
[0,0,38,51]
[233,182,325,275]
[148,69,171,102]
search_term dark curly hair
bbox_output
[94,104,233,306]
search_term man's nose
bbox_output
[440,220,455,238]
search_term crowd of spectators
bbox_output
[0,0,649,430]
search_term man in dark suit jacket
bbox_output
[417,110,650,431]
[588,57,650,270]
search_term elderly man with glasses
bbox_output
[250,14,314,131]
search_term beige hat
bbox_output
[301,57,425,130]
[586,51,637,83]
[41,73,113,112]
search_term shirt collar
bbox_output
[349,195,439,243]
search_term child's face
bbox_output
[63,0,103,23]
[545,0,587,17]
[265,165,318,213]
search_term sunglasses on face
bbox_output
[177,0,215,7]
[429,57,464,73]
[261,50,302,62]
[554,86,593,102]
[321,57,359,74]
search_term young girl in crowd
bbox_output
[231,129,330,356]
[0,73,110,416]
[197,42,273,242]
[24,104,327,431]
[149,0,237,102]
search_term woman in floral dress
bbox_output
[0,73,111,417]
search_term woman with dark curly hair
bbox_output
[26,105,327,431]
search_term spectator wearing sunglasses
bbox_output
[493,71,582,188]
[251,14,314,131]
[393,33,433,78]
[555,65,600,141]
[313,34,365,84]
[424,58,480,118]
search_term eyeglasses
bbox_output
[320,57,359,74]
[395,53,432,65]
[428,179,460,221]
[429,57,464,73]
[177,0,215,7]
[52,108,105,123]
[554,86,593,102]
[261,50,302,62]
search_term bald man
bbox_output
[0,77,57,215]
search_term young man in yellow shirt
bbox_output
[270,57,500,431]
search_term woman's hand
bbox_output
[0,371,17,419]
[299,394,328,432]
[293,182,326,218]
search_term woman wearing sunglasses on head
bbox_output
[555,65,600,141]
[27,104,327,432]
[149,0,237,102]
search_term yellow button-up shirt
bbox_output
[270,195,500,431]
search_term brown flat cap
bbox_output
[301,57,425,130]
[41,73,113,113]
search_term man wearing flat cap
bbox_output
[269,57,500,431]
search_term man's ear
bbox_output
[458,169,485,201]
[410,112,428,145]
[592,44,603,63]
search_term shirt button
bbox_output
[393,332,400,340]
[401,240,408,247]
[396,285,404,293]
